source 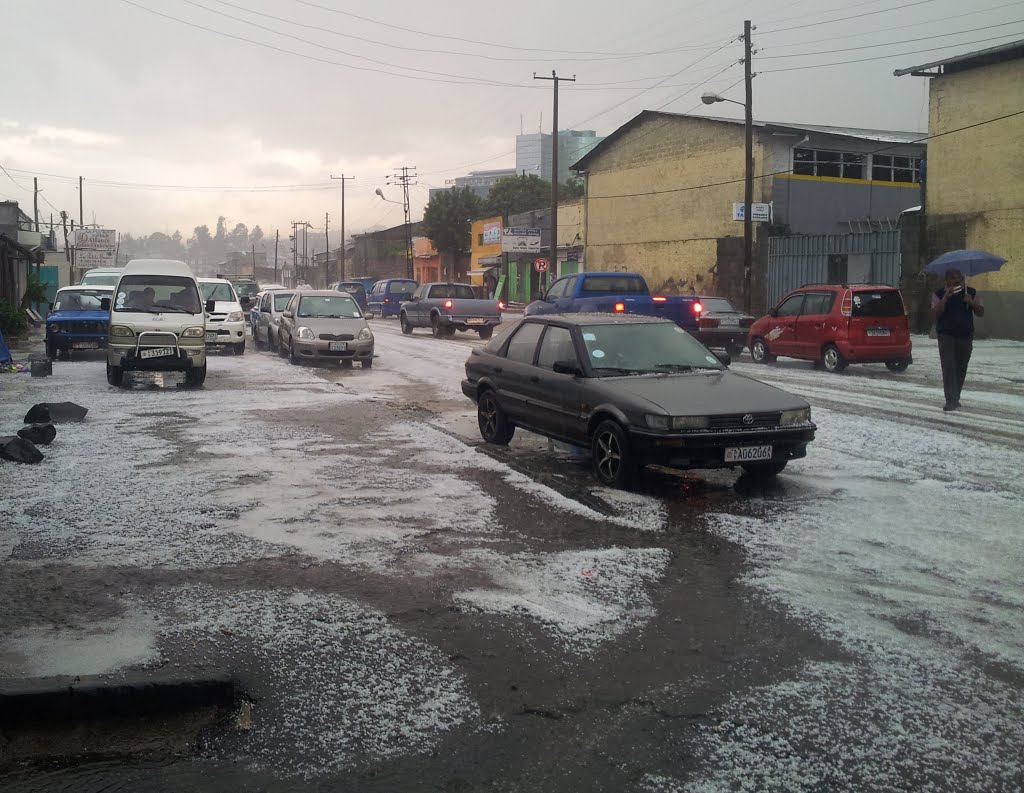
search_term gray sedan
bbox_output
[253,289,295,352]
[277,290,374,368]
[461,314,816,487]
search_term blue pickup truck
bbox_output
[525,272,701,332]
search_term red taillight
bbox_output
[699,317,720,329]
[693,302,703,314]
[613,302,626,313]
[443,299,453,310]
[652,295,667,303]
[384,297,390,304]
[840,290,852,317]
[497,300,506,310]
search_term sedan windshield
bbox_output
[298,295,362,318]
[581,323,724,375]
[200,282,238,302]
[114,275,202,314]
[700,297,736,313]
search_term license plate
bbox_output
[465,318,486,325]
[725,445,773,462]
[205,332,219,342]
[140,347,174,359]
[867,327,890,337]
[71,342,98,349]
[329,341,347,351]
[719,317,739,326]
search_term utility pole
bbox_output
[534,70,575,299]
[79,176,84,226]
[387,167,417,280]
[291,221,301,283]
[33,178,39,232]
[331,174,354,280]
[61,212,70,284]
[70,219,76,284]
[324,211,330,286]
[251,243,257,280]
[274,229,279,284]
[743,19,755,313]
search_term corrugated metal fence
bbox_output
[766,230,902,308]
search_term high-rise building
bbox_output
[516,130,604,184]
[428,168,517,202]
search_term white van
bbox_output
[105,259,212,387]
[80,267,124,288]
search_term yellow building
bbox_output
[896,41,1024,339]
[468,216,502,288]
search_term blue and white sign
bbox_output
[732,202,772,222]
[502,227,542,254]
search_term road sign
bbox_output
[534,258,549,273]
[732,202,772,223]
[502,227,542,254]
[74,228,116,249]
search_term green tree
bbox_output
[484,174,551,217]
[561,177,585,200]
[422,187,482,275]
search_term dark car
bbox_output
[330,281,368,310]
[748,283,913,373]
[45,286,113,359]
[462,314,816,488]
[694,296,754,356]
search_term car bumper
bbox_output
[443,316,501,329]
[206,321,247,347]
[47,334,108,350]
[461,379,478,401]
[292,339,374,361]
[836,340,913,362]
[108,344,206,372]
[698,328,749,349]
[628,425,816,470]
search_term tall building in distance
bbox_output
[516,130,605,184]
[428,168,517,202]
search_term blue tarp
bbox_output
[0,327,12,363]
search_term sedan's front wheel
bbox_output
[477,390,515,445]
[591,420,637,488]
[400,313,413,335]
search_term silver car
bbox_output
[278,290,374,368]
[253,289,295,352]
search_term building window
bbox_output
[871,154,922,183]
[793,148,865,179]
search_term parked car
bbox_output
[525,272,702,333]
[253,289,295,351]
[228,277,261,310]
[104,259,212,387]
[198,278,247,355]
[367,278,418,318]
[329,281,369,311]
[79,267,124,288]
[693,296,755,357]
[399,282,504,339]
[45,286,113,359]
[461,314,816,487]
[277,290,374,368]
[748,283,913,373]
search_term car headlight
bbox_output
[227,311,244,322]
[645,414,671,430]
[296,326,315,340]
[357,327,373,341]
[780,407,811,426]
[48,323,60,334]
[671,415,710,430]
[181,326,205,338]
[110,325,134,337]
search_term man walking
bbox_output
[932,268,984,411]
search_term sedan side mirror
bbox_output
[283,310,293,319]
[713,350,731,367]
[205,299,216,313]
[552,360,583,376]
[101,297,111,311]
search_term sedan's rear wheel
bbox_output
[750,338,775,364]
[400,313,413,335]
[591,420,637,489]
[431,315,445,338]
[478,327,494,341]
[885,359,910,373]
[477,390,515,445]
[821,343,847,373]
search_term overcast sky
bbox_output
[3,0,1021,243]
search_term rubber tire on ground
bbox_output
[591,420,637,489]
[727,344,745,359]
[58,348,71,361]
[106,362,123,387]
[740,460,787,478]
[750,338,775,364]
[45,342,56,359]
[278,333,288,357]
[885,359,910,373]
[341,359,353,368]
[289,340,299,365]
[267,330,277,352]
[431,315,446,338]
[477,389,515,445]
[185,363,207,387]
[234,342,246,356]
[821,343,848,373]
[400,313,413,335]
[478,327,494,341]
[362,357,373,368]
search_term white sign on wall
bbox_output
[74,228,117,249]
[732,203,772,223]
[502,227,542,254]
[75,248,117,268]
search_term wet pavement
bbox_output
[1,323,1022,792]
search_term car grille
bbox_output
[208,313,226,324]
[709,412,781,430]
[138,333,178,346]
[58,320,106,333]
[319,333,354,341]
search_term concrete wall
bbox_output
[925,57,1024,339]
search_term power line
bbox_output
[759,0,943,35]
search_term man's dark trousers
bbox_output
[937,333,973,406]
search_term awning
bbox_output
[467,267,498,276]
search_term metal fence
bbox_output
[766,230,902,308]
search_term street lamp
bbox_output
[702,89,754,313]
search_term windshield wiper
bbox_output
[653,363,694,372]
[592,366,642,376]
[150,303,194,314]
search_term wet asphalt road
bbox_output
[1,321,1022,792]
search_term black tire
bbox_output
[106,362,123,387]
[478,389,515,445]
[478,327,494,341]
[750,337,775,364]
[267,328,276,352]
[727,344,745,359]
[821,343,847,373]
[885,359,910,373]
[289,339,299,365]
[741,460,787,478]
[400,313,413,335]
[234,342,246,356]
[591,420,637,488]
[341,359,353,368]
[45,341,56,359]
[431,314,445,338]
[278,333,288,358]
[185,363,207,387]
[362,357,373,369]
[58,347,71,361]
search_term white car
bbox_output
[80,267,124,288]
[198,277,247,355]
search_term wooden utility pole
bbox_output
[251,243,257,279]
[33,178,39,232]
[274,229,279,284]
[79,176,84,226]
[331,174,354,280]
[324,211,330,286]
[387,168,417,280]
[534,70,575,299]
[743,20,755,313]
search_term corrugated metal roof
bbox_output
[894,39,1024,76]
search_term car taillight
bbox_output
[693,302,703,314]
[699,317,720,328]
[652,295,667,303]
[840,290,852,317]
[614,302,626,313]
[497,300,506,310]
[384,297,390,304]
[444,299,454,310]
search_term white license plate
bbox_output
[329,341,348,351]
[725,445,773,462]
[72,342,98,349]
[140,347,174,359]
[867,327,891,337]
[719,317,739,326]
[465,318,486,325]
[205,332,219,342]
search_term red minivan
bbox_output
[747,284,913,373]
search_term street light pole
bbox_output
[534,70,575,297]
[743,19,754,314]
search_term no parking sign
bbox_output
[534,258,549,273]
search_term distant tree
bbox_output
[561,177,585,200]
[422,187,482,276]
[484,174,551,217]
[250,225,264,248]
[215,216,228,243]
[227,222,249,251]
